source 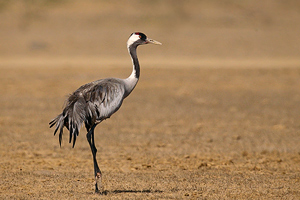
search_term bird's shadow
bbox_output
[101,189,163,195]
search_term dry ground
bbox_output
[0,63,300,199]
[0,0,300,199]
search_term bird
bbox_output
[49,32,161,193]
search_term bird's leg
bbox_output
[91,126,102,192]
[86,125,102,193]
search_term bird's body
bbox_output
[49,32,161,193]
[50,77,129,147]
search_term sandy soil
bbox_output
[0,64,300,199]
[0,1,300,199]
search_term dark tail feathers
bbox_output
[49,112,80,148]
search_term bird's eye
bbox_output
[139,35,142,39]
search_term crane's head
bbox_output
[127,32,162,48]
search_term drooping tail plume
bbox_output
[50,95,88,147]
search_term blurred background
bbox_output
[0,0,300,67]
[1,2,300,198]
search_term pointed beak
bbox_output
[145,38,162,45]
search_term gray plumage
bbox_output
[49,32,161,193]
[49,78,126,147]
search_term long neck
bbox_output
[129,45,140,79]
[124,45,140,98]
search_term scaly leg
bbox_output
[86,124,102,193]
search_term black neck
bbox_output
[128,45,140,79]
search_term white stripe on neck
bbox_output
[127,34,140,48]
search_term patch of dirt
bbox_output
[0,65,299,199]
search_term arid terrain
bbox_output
[0,1,300,199]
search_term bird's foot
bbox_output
[95,172,102,194]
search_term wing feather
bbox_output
[50,78,126,147]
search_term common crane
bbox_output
[49,32,161,193]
